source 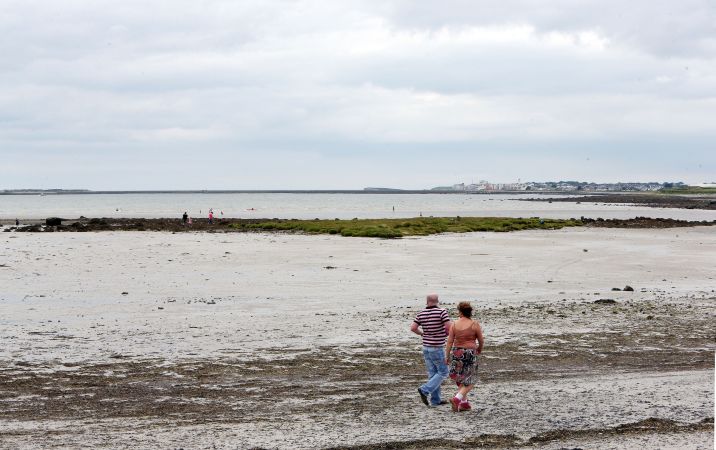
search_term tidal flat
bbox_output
[0,227,714,448]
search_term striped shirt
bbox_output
[414,306,450,346]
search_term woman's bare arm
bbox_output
[474,321,484,355]
[445,325,455,364]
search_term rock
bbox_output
[45,217,62,226]
[324,265,337,269]
[611,287,621,291]
[121,292,128,295]
[623,285,634,291]
[594,299,617,305]
[17,225,42,232]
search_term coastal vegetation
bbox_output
[8,216,712,234]
[230,217,582,238]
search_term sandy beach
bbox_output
[4,0,715,447]
[1,227,714,448]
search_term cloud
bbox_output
[382,0,716,58]
[0,0,714,188]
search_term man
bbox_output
[182,211,188,225]
[411,294,451,407]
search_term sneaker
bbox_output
[459,401,471,411]
[417,388,429,406]
[450,396,460,412]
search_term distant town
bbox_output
[426,181,692,192]
[365,181,716,192]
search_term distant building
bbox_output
[431,180,687,192]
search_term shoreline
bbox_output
[2,216,715,234]
[2,226,714,448]
[523,193,716,210]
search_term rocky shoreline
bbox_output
[2,216,715,233]
[523,193,716,210]
[2,295,713,449]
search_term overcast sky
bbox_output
[1,0,714,189]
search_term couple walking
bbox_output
[411,294,484,412]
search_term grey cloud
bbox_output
[0,0,714,189]
[383,0,716,57]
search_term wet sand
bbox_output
[0,227,714,448]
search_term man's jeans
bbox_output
[419,346,449,406]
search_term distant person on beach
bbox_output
[208,210,214,224]
[15,218,19,226]
[411,294,451,407]
[182,211,188,225]
[445,301,484,412]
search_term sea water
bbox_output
[1,192,715,221]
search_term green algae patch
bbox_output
[231,217,582,238]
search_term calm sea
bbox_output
[1,193,715,221]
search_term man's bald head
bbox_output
[426,294,439,306]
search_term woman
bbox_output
[445,301,484,412]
